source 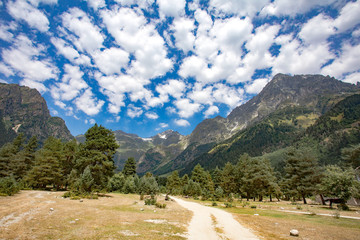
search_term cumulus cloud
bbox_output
[299,14,335,45]
[245,78,269,94]
[0,22,16,41]
[145,112,159,119]
[334,0,360,33]
[7,0,50,32]
[127,105,143,118]
[50,64,88,101]
[261,0,337,16]
[84,0,105,10]
[158,0,185,18]
[342,72,360,84]
[204,105,219,118]
[171,17,195,53]
[93,48,129,75]
[174,119,190,127]
[1,35,57,92]
[209,0,270,17]
[101,7,172,80]
[175,98,203,118]
[74,88,104,115]
[62,8,104,53]
[51,37,91,66]
[321,44,360,79]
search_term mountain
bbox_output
[152,74,360,175]
[76,129,186,174]
[0,83,73,146]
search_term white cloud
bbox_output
[171,17,195,53]
[0,79,7,83]
[7,0,50,32]
[353,28,360,37]
[204,105,219,118]
[209,0,270,17]
[174,119,190,127]
[2,35,58,91]
[342,72,360,84]
[114,0,155,9]
[321,44,360,79]
[50,64,88,101]
[159,123,169,128]
[0,63,14,77]
[74,88,104,115]
[273,37,334,75]
[299,14,335,45]
[101,7,172,80]
[145,112,159,119]
[261,0,337,16]
[212,84,245,109]
[20,78,47,93]
[334,0,360,33]
[84,0,105,10]
[85,119,96,125]
[245,78,269,94]
[210,17,253,55]
[62,8,104,53]
[28,0,57,6]
[174,98,202,118]
[0,23,16,41]
[158,0,185,18]
[166,106,177,114]
[50,37,91,66]
[127,105,143,118]
[188,84,214,105]
[93,48,129,75]
[148,79,186,107]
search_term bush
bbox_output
[155,202,166,209]
[224,202,233,208]
[296,204,302,210]
[145,198,156,205]
[338,203,350,211]
[0,176,20,196]
[212,202,218,206]
[250,205,257,209]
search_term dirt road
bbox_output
[171,196,259,240]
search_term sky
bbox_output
[0,0,360,138]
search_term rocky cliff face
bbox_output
[0,83,73,146]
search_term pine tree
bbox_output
[122,157,137,177]
[220,162,237,195]
[166,170,181,194]
[108,172,126,192]
[12,136,38,180]
[284,147,322,204]
[76,124,119,192]
[0,134,24,178]
[26,137,64,189]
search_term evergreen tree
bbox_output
[76,124,119,192]
[12,136,38,180]
[122,157,137,177]
[62,139,78,188]
[166,170,181,194]
[26,137,64,189]
[107,172,126,192]
[284,147,322,204]
[220,162,237,195]
[211,166,222,189]
[342,144,360,168]
[139,175,159,195]
[0,134,24,177]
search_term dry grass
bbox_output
[190,198,360,240]
[0,190,191,239]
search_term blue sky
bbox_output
[0,0,360,138]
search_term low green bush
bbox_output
[155,202,166,209]
[250,205,257,209]
[0,176,20,196]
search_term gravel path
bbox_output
[171,197,259,240]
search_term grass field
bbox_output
[0,190,192,240]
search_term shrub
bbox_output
[338,203,350,211]
[296,204,302,210]
[224,202,233,208]
[212,202,218,206]
[250,205,257,209]
[144,198,156,205]
[0,176,20,196]
[155,202,166,209]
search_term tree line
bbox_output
[1,124,359,209]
